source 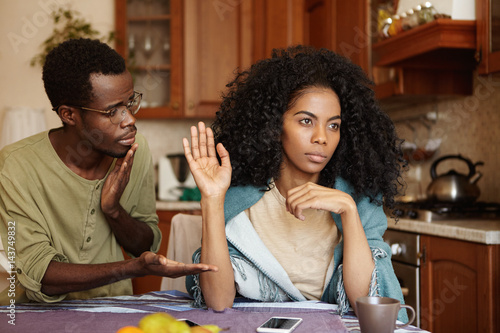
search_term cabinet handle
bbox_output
[474,47,482,65]
[171,102,179,110]
[418,245,426,264]
[188,101,195,109]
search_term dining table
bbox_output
[0,290,429,333]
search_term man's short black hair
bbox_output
[42,38,126,110]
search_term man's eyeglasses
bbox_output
[53,91,143,124]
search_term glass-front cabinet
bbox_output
[477,0,500,74]
[115,0,184,118]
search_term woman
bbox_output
[182,45,407,320]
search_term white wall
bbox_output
[0,0,115,131]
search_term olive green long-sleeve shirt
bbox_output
[0,130,160,304]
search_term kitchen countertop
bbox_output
[156,200,201,211]
[155,201,500,245]
[387,217,500,245]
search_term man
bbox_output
[0,38,216,305]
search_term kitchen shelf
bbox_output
[371,19,477,108]
[131,64,171,71]
[372,19,477,67]
[128,15,172,22]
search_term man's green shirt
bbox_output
[0,130,160,304]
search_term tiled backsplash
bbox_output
[388,73,500,203]
[138,72,500,203]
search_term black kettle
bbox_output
[426,155,484,203]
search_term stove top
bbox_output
[391,201,500,222]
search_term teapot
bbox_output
[426,155,483,203]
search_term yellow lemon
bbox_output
[190,327,211,333]
[139,313,190,333]
[200,325,225,333]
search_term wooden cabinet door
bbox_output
[304,0,334,50]
[334,0,370,74]
[183,0,253,118]
[420,235,500,333]
[303,0,369,73]
[476,0,500,74]
[128,210,176,295]
[252,0,304,62]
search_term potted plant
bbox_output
[30,6,115,67]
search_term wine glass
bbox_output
[128,33,136,60]
[141,28,157,64]
[161,35,171,64]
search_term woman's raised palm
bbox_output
[183,122,232,198]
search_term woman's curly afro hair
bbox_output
[42,38,126,110]
[212,45,405,209]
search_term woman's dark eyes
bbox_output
[298,118,339,130]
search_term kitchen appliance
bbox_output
[385,190,500,329]
[384,229,422,327]
[426,154,483,203]
[391,200,500,222]
[158,153,196,201]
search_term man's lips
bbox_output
[306,152,328,163]
[118,132,136,146]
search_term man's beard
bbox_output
[97,146,129,159]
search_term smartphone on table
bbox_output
[256,317,303,332]
[179,319,199,327]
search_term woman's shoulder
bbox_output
[335,177,382,211]
[334,177,353,194]
[224,184,267,222]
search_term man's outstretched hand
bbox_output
[139,251,218,278]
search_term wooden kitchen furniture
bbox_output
[420,235,500,333]
[114,0,376,119]
[124,209,200,295]
[476,0,500,74]
[115,0,252,119]
[115,0,499,118]
[115,0,184,118]
[388,217,500,333]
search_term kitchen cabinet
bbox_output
[371,16,476,107]
[127,210,175,295]
[420,235,500,333]
[115,0,183,118]
[476,0,500,74]
[252,0,304,61]
[304,0,369,74]
[301,0,477,107]
[183,0,252,118]
[115,0,252,119]
[367,0,480,110]
[123,209,198,295]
